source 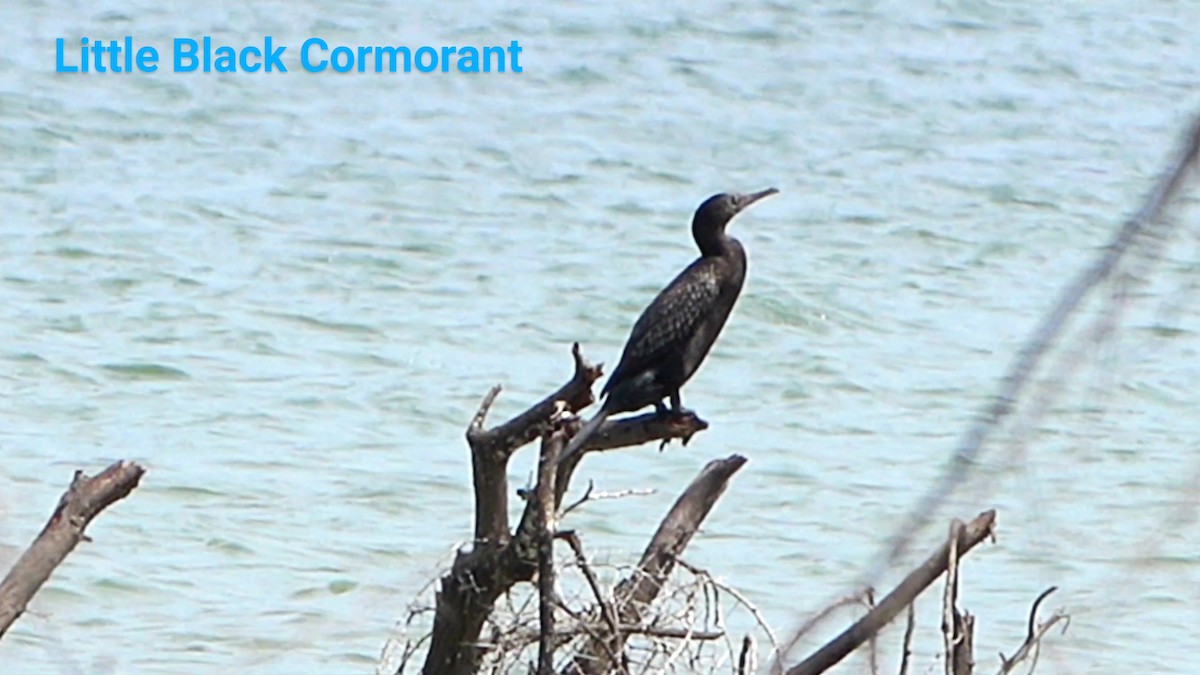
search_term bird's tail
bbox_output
[557,409,610,467]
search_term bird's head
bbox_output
[693,188,779,231]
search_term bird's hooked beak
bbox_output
[736,187,779,212]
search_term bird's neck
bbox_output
[693,222,735,257]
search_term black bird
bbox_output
[559,187,779,464]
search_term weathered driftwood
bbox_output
[786,510,996,675]
[419,344,709,675]
[0,460,146,639]
[565,454,748,675]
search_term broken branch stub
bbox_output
[466,342,602,461]
[0,460,146,639]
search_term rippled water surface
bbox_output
[3,1,1200,673]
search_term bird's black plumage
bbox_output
[559,187,778,464]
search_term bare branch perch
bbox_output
[785,510,997,675]
[0,460,146,639]
[566,454,748,674]
[576,410,709,454]
[421,344,716,675]
[555,411,708,505]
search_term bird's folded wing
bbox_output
[604,263,721,389]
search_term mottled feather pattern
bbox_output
[604,260,721,395]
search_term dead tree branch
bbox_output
[571,410,709,454]
[537,430,562,674]
[419,344,714,675]
[467,342,602,544]
[0,460,146,639]
[785,510,997,675]
[565,454,748,674]
[554,410,708,505]
[997,587,1069,675]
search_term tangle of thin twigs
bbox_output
[379,547,778,674]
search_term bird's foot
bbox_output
[658,406,708,452]
[654,400,693,420]
[667,405,695,420]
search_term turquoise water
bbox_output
[3,1,1200,672]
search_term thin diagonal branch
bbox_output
[785,510,997,675]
